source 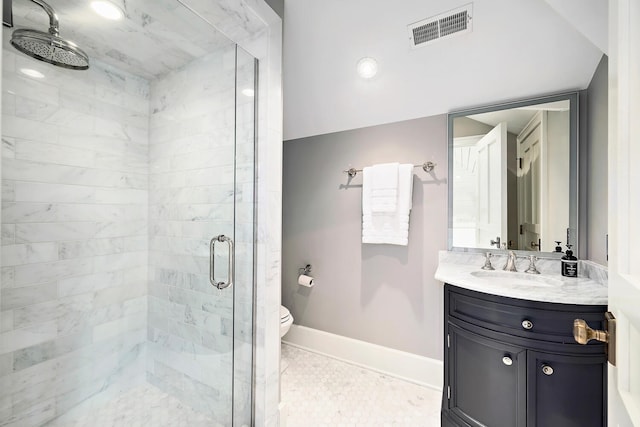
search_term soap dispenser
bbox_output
[561,244,578,277]
[554,241,563,253]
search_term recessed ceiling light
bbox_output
[241,88,255,97]
[91,1,124,20]
[20,68,45,79]
[357,57,378,79]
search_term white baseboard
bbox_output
[282,324,443,391]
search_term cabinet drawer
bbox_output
[447,285,607,344]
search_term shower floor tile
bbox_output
[280,344,442,426]
[47,383,215,427]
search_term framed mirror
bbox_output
[447,92,578,255]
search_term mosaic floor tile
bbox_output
[280,344,442,426]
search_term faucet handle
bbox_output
[525,255,540,274]
[503,251,518,272]
[481,252,495,270]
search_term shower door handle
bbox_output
[210,235,234,290]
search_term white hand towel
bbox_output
[370,163,399,212]
[362,163,414,246]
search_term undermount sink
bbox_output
[470,270,564,287]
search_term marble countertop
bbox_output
[435,251,608,305]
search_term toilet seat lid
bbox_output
[280,306,291,321]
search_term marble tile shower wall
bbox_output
[0,49,150,426]
[147,45,248,420]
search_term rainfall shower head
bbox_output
[11,29,89,70]
[10,0,89,70]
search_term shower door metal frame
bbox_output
[249,53,259,426]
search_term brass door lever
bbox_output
[573,312,616,366]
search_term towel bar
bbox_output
[343,161,436,177]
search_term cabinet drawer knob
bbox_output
[542,365,554,376]
[502,356,513,366]
[522,319,534,330]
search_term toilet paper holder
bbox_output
[298,264,312,275]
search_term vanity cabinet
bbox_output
[442,284,607,427]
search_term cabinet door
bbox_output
[527,351,606,427]
[448,324,527,427]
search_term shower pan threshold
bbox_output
[45,383,216,427]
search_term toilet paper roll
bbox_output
[298,274,314,287]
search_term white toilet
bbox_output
[280,305,293,338]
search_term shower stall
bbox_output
[0,0,258,425]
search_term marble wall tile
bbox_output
[13,182,96,203]
[58,238,124,260]
[1,176,15,200]
[12,300,60,330]
[2,398,56,427]
[14,222,98,244]
[58,271,124,298]
[1,242,58,266]
[12,330,92,372]
[1,267,15,287]
[3,116,59,145]
[0,310,13,333]
[1,283,57,310]
[2,74,60,106]
[1,225,15,246]
[0,351,12,376]
[93,312,146,343]
[0,321,58,353]
[1,135,15,155]
[13,259,93,287]
[2,44,150,424]
[15,96,60,122]
[2,159,148,189]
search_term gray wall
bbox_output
[265,0,284,18]
[282,69,608,359]
[586,55,608,265]
[282,116,448,359]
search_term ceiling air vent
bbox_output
[408,3,473,48]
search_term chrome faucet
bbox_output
[503,251,518,272]
[524,255,540,274]
[481,252,495,270]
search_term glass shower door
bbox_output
[231,46,258,425]
[147,40,257,427]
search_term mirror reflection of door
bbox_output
[517,110,570,252]
[451,135,481,247]
[518,113,542,251]
[449,97,573,254]
[476,122,508,249]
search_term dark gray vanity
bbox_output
[440,91,610,426]
[441,284,607,427]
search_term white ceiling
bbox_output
[283,0,605,140]
[543,0,608,54]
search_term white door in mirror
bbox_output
[518,113,542,251]
[476,122,508,249]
